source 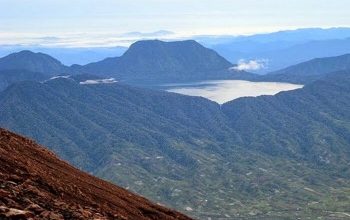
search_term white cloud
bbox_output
[0,31,183,48]
[49,75,70,80]
[230,59,268,71]
[42,75,71,83]
[120,30,175,38]
[79,78,118,85]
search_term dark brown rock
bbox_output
[0,189,10,197]
[25,203,45,214]
[0,206,34,219]
[40,210,63,219]
[0,128,192,220]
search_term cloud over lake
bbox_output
[231,59,268,71]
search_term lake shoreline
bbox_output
[163,80,303,104]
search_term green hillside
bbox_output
[1,72,350,219]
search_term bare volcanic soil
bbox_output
[0,128,192,220]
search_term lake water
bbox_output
[166,80,303,104]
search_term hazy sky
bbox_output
[1,0,350,46]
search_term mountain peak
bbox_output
[4,50,52,59]
[0,50,68,76]
[13,50,35,55]
[127,40,202,52]
[130,39,197,46]
[81,40,233,83]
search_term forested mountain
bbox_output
[262,54,350,83]
[77,40,238,83]
[223,71,350,162]
[0,51,76,91]
[0,50,70,75]
[0,128,191,220]
[0,69,47,91]
[0,40,256,89]
[1,72,350,219]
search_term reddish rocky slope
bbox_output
[0,128,192,220]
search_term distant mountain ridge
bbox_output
[207,28,350,73]
[2,39,350,90]
[226,28,350,43]
[78,40,237,83]
[261,53,350,83]
[0,46,128,66]
[2,27,350,74]
[0,40,249,88]
[0,50,69,75]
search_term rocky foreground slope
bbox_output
[0,128,192,220]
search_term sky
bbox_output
[1,0,350,47]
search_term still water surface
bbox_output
[166,80,303,104]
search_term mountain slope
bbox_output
[263,54,350,83]
[79,40,235,83]
[223,71,350,162]
[0,50,69,75]
[0,128,191,220]
[0,77,233,218]
[1,73,350,218]
[0,69,47,91]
